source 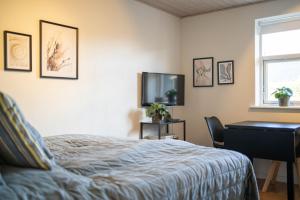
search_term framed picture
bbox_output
[4,31,32,72]
[217,60,234,85]
[40,20,78,79]
[193,57,214,87]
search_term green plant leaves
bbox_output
[165,89,177,97]
[145,103,170,119]
[272,86,293,99]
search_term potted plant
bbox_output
[272,87,293,106]
[165,89,177,104]
[146,103,170,122]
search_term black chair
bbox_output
[204,116,224,148]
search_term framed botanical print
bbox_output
[193,57,214,87]
[40,20,78,79]
[4,31,32,72]
[217,60,234,85]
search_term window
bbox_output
[255,13,300,106]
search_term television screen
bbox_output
[142,72,185,106]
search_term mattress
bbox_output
[0,134,259,200]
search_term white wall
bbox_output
[181,0,300,181]
[0,0,181,137]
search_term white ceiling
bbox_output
[135,0,272,17]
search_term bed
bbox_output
[0,134,259,200]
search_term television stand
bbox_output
[139,120,186,141]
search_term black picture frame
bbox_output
[193,57,214,87]
[4,31,32,72]
[40,20,79,80]
[217,60,234,85]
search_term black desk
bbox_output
[140,120,186,141]
[224,121,300,200]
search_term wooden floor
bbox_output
[258,179,300,200]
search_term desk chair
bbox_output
[204,116,224,148]
[262,130,300,192]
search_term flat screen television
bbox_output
[141,72,185,106]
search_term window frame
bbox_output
[255,13,300,106]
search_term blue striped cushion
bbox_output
[26,122,54,160]
[0,92,53,170]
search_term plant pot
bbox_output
[152,114,162,122]
[167,96,177,105]
[278,97,290,106]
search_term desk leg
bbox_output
[287,161,294,200]
[158,124,161,140]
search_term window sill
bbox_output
[250,105,300,112]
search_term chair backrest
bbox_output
[204,116,224,146]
